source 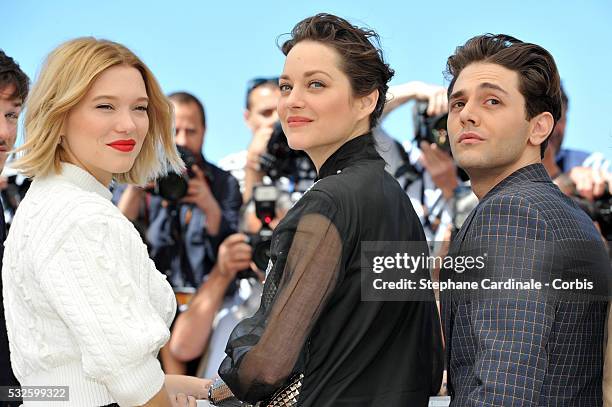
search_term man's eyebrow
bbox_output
[449,82,509,100]
[479,82,508,94]
[449,89,465,100]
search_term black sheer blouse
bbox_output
[219,134,443,406]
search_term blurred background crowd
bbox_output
[2,0,611,402]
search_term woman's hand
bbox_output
[165,375,212,401]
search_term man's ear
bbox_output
[357,89,379,121]
[528,111,554,147]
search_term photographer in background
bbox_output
[218,77,281,203]
[378,81,470,245]
[167,230,262,382]
[114,92,242,375]
[168,185,291,405]
[543,84,611,199]
[117,92,241,287]
[541,84,612,240]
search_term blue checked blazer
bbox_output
[441,163,608,406]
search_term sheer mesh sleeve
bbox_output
[218,191,343,403]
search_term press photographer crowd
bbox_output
[1,12,612,407]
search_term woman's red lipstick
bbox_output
[107,139,136,152]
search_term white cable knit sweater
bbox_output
[2,163,177,406]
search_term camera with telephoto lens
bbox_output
[237,185,278,279]
[412,101,470,183]
[573,190,612,241]
[395,101,452,190]
[151,145,198,202]
[414,100,450,153]
[259,122,317,184]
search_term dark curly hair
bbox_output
[0,49,29,101]
[281,13,394,130]
[445,34,562,158]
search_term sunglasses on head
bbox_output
[247,77,280,93]
[245,77,280,108]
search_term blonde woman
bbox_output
[2,38,210,406]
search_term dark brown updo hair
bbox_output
[281,13,394,129]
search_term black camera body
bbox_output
[237,185,279,279]
[249,185,278,270]
[395,101,452,189]
[412,101,470,183]
[152,145,199,202]
[246,228,274,272]
[573,191,612,240]
[259,122,317,185]
[413,101,450,153]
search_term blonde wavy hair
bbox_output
[13,37,183,184]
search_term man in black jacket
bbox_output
[0,49,29,406]
[441,34,608,406]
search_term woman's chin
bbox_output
[286,135,308,152]
[109,161,136,175]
